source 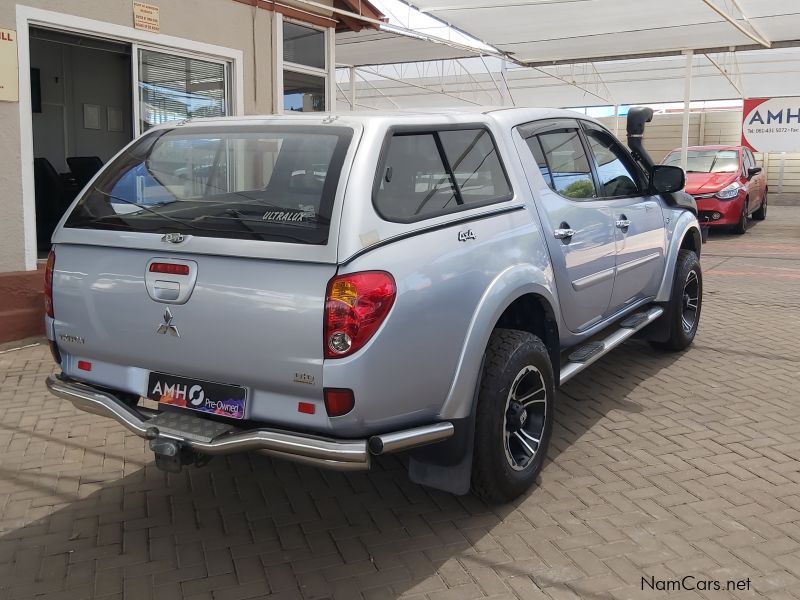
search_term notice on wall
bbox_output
[133,2,160,33]
[742,97,800,152]
[0,28,19,102]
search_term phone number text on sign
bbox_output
[742,97,800,153]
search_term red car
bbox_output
[662,145,767,234]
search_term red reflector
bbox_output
[77,360,92,371]
[149,263,190,275]
[298,402,316,415]
[44,250,55,318]
[323,388,355,417]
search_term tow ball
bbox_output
[145,427,210,473]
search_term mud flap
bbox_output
[407,358,484,495]
[408,416,475,495]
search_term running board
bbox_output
[559,306,664,386]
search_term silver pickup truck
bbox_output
[45,107,702,502]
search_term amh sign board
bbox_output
[742,97,800,152]
[0,28,19,102]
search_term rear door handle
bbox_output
[553,228,576,240]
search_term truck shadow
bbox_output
[0,340,685,599]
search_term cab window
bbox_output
[582,126,641,197]
[535,129,596,199]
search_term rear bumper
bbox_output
[46,375,454,471]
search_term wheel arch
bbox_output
[437,264,559,421]
[679,224,702,258]
[494,293,560,377]
[656,211,702,303]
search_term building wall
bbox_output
[598,111,800,195]
[0,0,276,272]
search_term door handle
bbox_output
[553,228,576,240]
[616,218,631,229]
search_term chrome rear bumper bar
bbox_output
[46,375,454,471]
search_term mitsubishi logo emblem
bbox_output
[156,308,180,337]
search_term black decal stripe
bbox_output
[340,205,526,266]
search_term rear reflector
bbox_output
[44,250,55,318]
[77,360,92,371]
[298,402,316,415]
[149,263,190,275]
[323,388,355,417]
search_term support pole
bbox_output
[349,66,356,111]
[680,50,694,171]
[613,105,620,137]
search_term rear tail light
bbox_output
[324,271,396,358]
[44,250,55,318]
[323,388,355,417]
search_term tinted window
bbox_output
[439,130,511,201]
[374,129,511,221]
[65,126,353,244]
[744,148,755,170]
[537,130,596,199]
[583,128,641,197]
[524,136,552,186]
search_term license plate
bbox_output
[147,372,246,420]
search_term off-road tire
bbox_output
[471,329,554,503]
[753,192,767,221]
[650,249,702,352]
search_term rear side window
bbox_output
[536,130,596,199]
[64,125,353,244]
[374,128,512,222]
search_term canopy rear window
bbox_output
[65,125,353,244]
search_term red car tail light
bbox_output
[149,262,190,275]
[323,388,355,417]
[44,250,55,318]
[324,271,396,358]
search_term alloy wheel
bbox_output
[681,269,700,333]
[502,365,548,471]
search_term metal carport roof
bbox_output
[402,0,800,65]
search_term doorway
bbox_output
[29,28,133,255]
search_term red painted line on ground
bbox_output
[706,269,800,280]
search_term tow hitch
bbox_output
[145,427,211,473]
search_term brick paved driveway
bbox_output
[1,208,799,600]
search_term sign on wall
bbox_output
[0,28,19,102]
[742,97,800,153]
[133,2,160,33]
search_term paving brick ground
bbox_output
[1,208,799,600]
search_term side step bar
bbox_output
[559,306,664,386]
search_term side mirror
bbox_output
[650,165,685,194]
[747,166,762,179]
